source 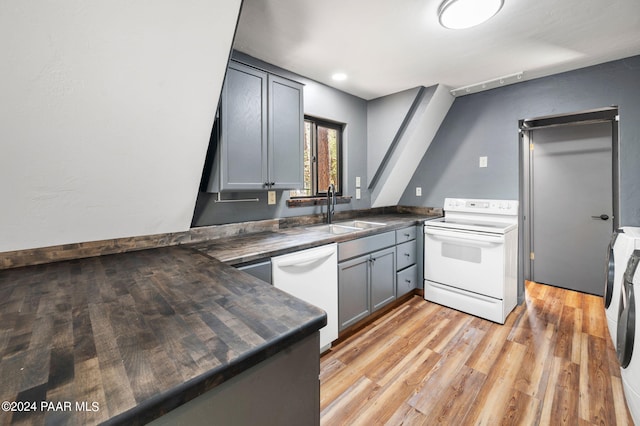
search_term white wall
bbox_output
[0,0,242,252]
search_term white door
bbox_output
[530,122,613,295]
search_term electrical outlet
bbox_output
[356,188,361,199]
[479,156,488,168]
[416,187,422,197]
[268,191,276,205]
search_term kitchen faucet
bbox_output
[326,184,335,224]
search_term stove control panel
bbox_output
[444,198,518,216]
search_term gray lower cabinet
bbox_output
[395,226,417,244]
[337,226,422,332]
[396,239,417,271]
[150,333,320,426]
[338,256,370,330]
[370,247,396,311]
[397,264,418,296]
[236,259,272,284]
[206,60,303,192]
[338,232,396,331]
[396,226,419,297]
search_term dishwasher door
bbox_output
[272,243,338,352]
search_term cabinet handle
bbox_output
[270,182,275,186]
[405,279,412,283]
[264,182,270,188]
[404,233,411,237]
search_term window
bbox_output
[291,116,343,197]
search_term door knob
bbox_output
[591,214,610,221]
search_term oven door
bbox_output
[424,227,505,298]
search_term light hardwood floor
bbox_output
[320,281,634,425]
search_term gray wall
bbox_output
[400,55,640,227]
[193,52,369,226]
[367,87,421,186]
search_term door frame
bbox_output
[517,107,620,297]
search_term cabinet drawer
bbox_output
[396,240,417,271]
[338,231,395,262]
[397,265,418,297]
[395,226,416,244]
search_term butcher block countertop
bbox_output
[189,214,431,265]
[0,212,436,425]
[0,246,325,425]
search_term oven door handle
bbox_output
[425,228,504,245]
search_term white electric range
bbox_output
[424,198,519,324]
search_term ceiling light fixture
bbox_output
[331,72,348,81]
[438,0,504,29]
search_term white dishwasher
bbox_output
[272,243,338,353]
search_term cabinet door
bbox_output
[371,247,396,312]
[268,75,304,189]
[338,255,370,331]
[220,62,268,190]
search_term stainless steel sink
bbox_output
[336,220,386,229]
[306,224,361,234]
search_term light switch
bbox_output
[355,176,361,188]
[479,156,488,168]
[268,191,276,205]
[356,188,361,199]
[416,187,422,197]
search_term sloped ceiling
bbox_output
[233,0,640,100]
[0,0,242,252]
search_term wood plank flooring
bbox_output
[320,281,634,425]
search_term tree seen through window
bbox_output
[291,117,342,197]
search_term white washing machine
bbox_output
[617,249,640,425]
[605,227,640,346]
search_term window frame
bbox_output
[292,116,344,198]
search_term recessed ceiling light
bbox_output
[332,72,348,81]
[438,0,504,29]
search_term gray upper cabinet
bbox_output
[207,61,303,192]
[219,62,268,191]
[268,74,304,190]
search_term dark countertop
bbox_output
[189,214,432,265]
[0,246,325,425]
[0,212,436,425]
